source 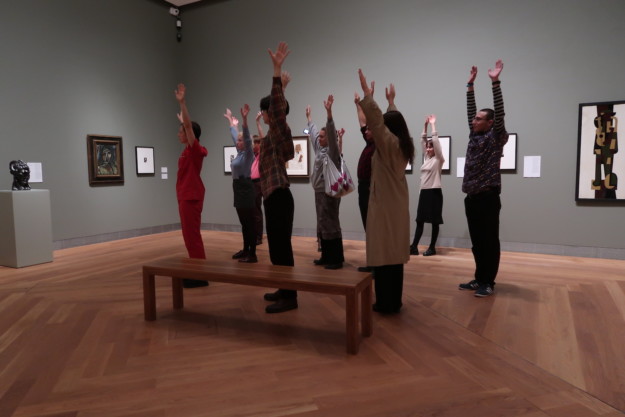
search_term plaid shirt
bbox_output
[259,77,294,198]
[462,83,508,195]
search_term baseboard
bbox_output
[52,223,625,260]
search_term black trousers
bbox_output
[373,264,403,311]
[464,190,501,286]
[235,206,256,256]
[253,180,263,240]
[358,180,370,230]
[264,187,295,298]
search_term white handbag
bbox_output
[323,157,355,198]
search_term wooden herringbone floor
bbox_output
[1,231,624,416]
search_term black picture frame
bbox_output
[576,101,623,201]
[135,146,155,176]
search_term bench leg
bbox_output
[172,277,184,309]
[143,272,156,321]
[346,290,359,354]
[361,280,372,337]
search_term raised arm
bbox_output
[337,128,345,154]
[175,83,196,146]
[466,66,477,129]
[224,108,240,146]
[255,111,264,138]
[489,59,507,140]
[324,94,340,164]
[240,103,253,151]
[354,92,367,128]
[428,114,444,163]
[385,83,397,112]
[267,42,294,161]
[306,105,320,153]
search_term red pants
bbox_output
[178,199,205,259]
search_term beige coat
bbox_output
[360,95,410,267]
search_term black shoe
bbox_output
[324,263,343,270]
[239,255,258,263]
[459,280,480,291]
[265,298,298,313]
[182,279,209,288]
[313,258,326,266]
[264,290,281,301]
[410,246,419,255]
[232,250,248,259]
[358,266,373,272]
[423,248,436,256]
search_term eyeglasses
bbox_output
[473,116,488,121]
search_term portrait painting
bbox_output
[286,137,309,177]
[87,135,124,185]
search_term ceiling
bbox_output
[164,0,203,7]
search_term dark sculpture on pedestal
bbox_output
[9,160,31,190]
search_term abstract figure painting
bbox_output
[576,101,622,201]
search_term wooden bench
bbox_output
[142,257,373,354]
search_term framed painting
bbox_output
[576,101,623,201]
[135,146,155,176]
[87,135,124,185]
[422,135,451,173]
[223,145,237,174]
[501,133,517,171]
[286,136,309,177]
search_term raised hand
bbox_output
[358,69,375,97]
[268,42,290,76]
[354,92,361,104]
[231,116,239,128]
[337,128,345,139]
[176,112,183,123]
[324,94,334,119]
[385,84,396,106]
[427,114,437,125]
[324,94,334,112]
[224,108,233,122]
[241,103,250,119]
[305,105,312,122]
[488,59,503,81]
[175,83,186,103]
[255,110,262,122]
[468,66,477,84]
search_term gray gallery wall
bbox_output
[1,0,624,258]
[0,0,182,245]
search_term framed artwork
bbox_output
[86,135,124,185]
[135,146,155,176]
[576,101,623,201]
[422,136,451,173]
[286,136,309,177]
[501,133,517,170]
[223,146,237,174]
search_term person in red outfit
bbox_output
[175,83,209,288]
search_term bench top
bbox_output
[143,257,372,295]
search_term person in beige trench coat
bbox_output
[357,69,414,314]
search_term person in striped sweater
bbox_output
[458,60,508,298]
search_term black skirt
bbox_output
[416,188,443,224]
[233,177,255,209]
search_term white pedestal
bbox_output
[0,190,53,268]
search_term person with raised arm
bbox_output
[306,95,345,270]
[357,70,414,314]
[354,93,376,273]
[251,111,264,245]
[410,114,445,257]
[258,42,297,313]
[225,105,257,263]
[458,60,508,297]
[174,83,209,288]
